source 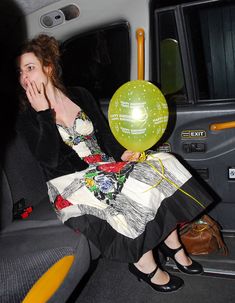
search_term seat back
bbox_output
[3,133,48,207]
[0,131,93,302]
[0,164,13,229]
[0,132,56,231]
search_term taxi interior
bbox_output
[0,0,234,302]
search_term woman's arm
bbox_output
[17,108,62,167]
[17,107,88,181]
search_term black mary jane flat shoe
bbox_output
[128,264,184,293]
[159,242,203,275]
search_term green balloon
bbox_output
[108,80,169,152]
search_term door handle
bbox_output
[210,121,235,131]
[136,28,145,80]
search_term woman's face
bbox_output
[18,52,51,91]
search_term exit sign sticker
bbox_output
[181,130,207,139]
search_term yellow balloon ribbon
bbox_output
[137,153,205,209]
[138,152,147,162]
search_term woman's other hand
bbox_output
[121,150,140,162]
[26,81,49,112]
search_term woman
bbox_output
[16,34,213,293]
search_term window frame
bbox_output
[153,0,235,105]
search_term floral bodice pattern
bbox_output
[56,110,111,164]
[56,110,132,204]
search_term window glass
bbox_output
[156,10,186,103]
[184,2,235,100]
[61,24,130,101]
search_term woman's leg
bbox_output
[161,228,203,275]
[129,249,184,292]
[164,229,192,266]
[134,250,170,285]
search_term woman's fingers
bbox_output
[130,152,140,161]
[31,81,42,96]
[121,150,140,161]
[25,88,32,104]
[26,81,33,97]
[40,82,44,95]
[26,81,41,97]
[25,81,49,111]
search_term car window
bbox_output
[155,1,235,105]
[61,23,130,101]
[184,2,235,101]
[155,9,187,104]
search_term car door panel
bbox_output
[167,103,235,230]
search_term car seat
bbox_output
[0,133,99,303]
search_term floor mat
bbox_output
[76,258,235,303]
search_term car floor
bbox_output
[69,233,235,303]
[73,259,234,303]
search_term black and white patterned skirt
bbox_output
[47,152,213,262]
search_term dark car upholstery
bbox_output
[0,132,99,302]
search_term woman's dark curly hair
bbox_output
[17,34,66,111]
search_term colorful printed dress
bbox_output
[47,110,213,262]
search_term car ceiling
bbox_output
[0,0,150,83]
[1,0,61,16]
[0,0,61,51]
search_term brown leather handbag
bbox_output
[179,215,228,255]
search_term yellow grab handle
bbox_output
[210,121,235,131]
[136,28,145,80]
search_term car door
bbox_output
[153,0,235,230]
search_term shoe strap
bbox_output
[172,245,183,254]
[148,266,158,279]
